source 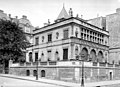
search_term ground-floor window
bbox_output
[26,70,30,76]
[41,70,45,77]
[33,70,37,76]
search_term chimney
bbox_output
[22,15,27,19]
[8,14,11,18]
[44,23,48,26]
[76,14,79,18]
[15,16,18,19]
[48,19,50,24]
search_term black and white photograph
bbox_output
[0,0,120,87]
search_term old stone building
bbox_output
[26,6,109,63]
[9,6,120,83]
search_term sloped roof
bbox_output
[57,6,69,20]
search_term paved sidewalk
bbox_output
[1,74,120,87]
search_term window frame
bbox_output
[35,37,39,45]
[63,29,69,39]
[48,33,52,42]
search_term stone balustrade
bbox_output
[10,60,120,69]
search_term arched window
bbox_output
[81,47,88,61]
[33,70,37,76]
[29,52,33,62]
[90,49,96,62]
[41,70,45,77]
[26,70,30,76]
[98,51,103,62]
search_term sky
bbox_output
[0,0,120,27]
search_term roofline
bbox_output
[34,17,108,33]
[33,17,73,31]
[106,12,117,17]
[73,17,108,33]
[86,16,106,21]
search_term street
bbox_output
[0,76,64,87]
[1,74,120,87]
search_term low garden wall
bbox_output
[9,61,120,83]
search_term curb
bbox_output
[0,74,72,87]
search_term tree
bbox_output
[0,19,30,68]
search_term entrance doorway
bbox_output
[41,70,45,77]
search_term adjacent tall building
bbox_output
[106,8,120,64]
[0,10,34,44]
[88,8,120,64]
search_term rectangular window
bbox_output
[35,37,39,45]
[48,34,52,42]
[63,29,68,39]
[63,48,68,61]
[35,52,38,62]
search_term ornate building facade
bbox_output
[10,6,120,84]
[26,6,109,63]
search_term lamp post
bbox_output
[36,58,38,80]
[81,54,85,87]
